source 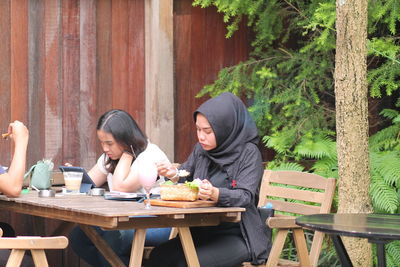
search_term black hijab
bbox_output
[191,92,259,180]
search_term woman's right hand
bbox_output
[156,161,177,180]
[8,120,29,145]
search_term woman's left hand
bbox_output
[198,179,218,201]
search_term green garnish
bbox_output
[163,180,174,185]
[184,181,199,189]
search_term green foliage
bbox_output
[192,0,400,264]
[294,134,336,160]
[369,0,400,35]
[369,110,400,216]
[387,241,400,267]
[267,161,304,172]
[370,109,400,151]
[369,169,399,213]
[317,238,341,267]
[368,60,400,97]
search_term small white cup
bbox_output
[63,171,83,193]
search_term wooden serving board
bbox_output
[149,199,217,208]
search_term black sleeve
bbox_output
[218,143,263,208]
[178,144,200,182]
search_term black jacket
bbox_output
[181,142,271,265]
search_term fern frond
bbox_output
[380,108,400,120]
[369,177,399,213]
[311,157,338,179]
[386,241,400,267]
[371,151,400,187]
[370,124,400,151]
[386,252,397,267]
[263,128,297,155]
[294,134,337,159]
[267,162,305,172]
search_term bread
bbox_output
[160,184,199,201]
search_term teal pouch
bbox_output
[24,159,54,190]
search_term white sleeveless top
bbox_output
[96,141,170,194]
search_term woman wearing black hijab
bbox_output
[153,92,270,266]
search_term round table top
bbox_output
[296,213,400,241]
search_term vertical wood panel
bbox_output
[97,0,112,119]
[174,0,251,163]
[96,0,112,116]
[145,0,174,160]
[28,3,63,265]
[112,0,129,109]
[0,0,11,165]
[11,0,28,123]
[44,0,63,164]
[205,6,224,83]
[189,6,206,100]
[28,0,45,166]
[62,0,80,165]
[6,0,47,246]
[128,0,145,129]
[234,19,250,64]
[176,3,209,162]
[80,0,97,168]
[96,0,112,164]
[174,0,194,163]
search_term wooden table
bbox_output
[296,213,400,267]
[0,192,244,267]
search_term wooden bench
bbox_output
[0,228,68,267]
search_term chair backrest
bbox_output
[259,170,336,266]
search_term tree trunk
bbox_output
[335,0,372,266]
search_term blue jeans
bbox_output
[70,226,171,267]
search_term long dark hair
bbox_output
[97,109,148,173]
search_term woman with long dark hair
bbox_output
[86,109,166,193]
[70,109,171,266]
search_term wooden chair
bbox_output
[0,228,68,267]
[259,170,336,267]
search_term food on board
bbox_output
[160,178,202,201]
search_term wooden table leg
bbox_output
[129,228,146,267]
[80,224,125,267]
[51,221,76,237]
[6,249,25,267]
[178,227,200,267]
[31,250,49,267]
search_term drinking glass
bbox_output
[63,171,83,193]
[138,162,158,209]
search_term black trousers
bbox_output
[149,232,250,267]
